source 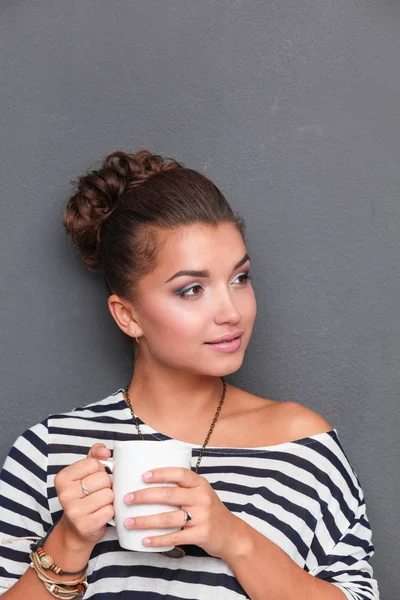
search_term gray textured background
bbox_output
[0,0,398,595]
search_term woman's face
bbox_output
[133,222,257,376]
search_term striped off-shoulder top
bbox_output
[0,388,379,599]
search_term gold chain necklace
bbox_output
[122,377,227,558]
[123,377,227,473]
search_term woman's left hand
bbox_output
[122,467,247,560]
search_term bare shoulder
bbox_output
[226,385,333,446]
[271,400,333,440]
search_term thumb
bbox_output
[88,443,111,460]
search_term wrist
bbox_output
[220,514,256,565]
[39,518,94,581]
[55,517,95,554]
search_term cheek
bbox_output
[144,297,205,343]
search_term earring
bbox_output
[135,335,140,345]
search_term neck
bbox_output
[125,357,227,435]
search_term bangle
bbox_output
[36,546,88,575]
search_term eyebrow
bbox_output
[164,253,251,283]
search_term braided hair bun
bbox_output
[63,150,183,271]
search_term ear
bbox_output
[107,294,143,339]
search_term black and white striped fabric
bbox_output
[0,389,379,599]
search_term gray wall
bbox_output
[1,0,398,595]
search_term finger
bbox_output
[79,470,112,497]
[83,504,115,530]
[141,467,200,488]
[88,443,111,459]
[124,485,196,507]
[141,528,191,548]
[76,504,114,538]
[124,508,188,530]
[61,456,106,482]
[80,488,114,515]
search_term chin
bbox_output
[205,355,245,377]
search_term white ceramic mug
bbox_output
[99,440,192,552]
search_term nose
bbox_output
[213,287,241,325]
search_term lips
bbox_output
[206,332,243,344]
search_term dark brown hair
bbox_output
[63,150,245,298]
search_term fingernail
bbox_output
[124,493,134,503]
[142,471,152,480]
[142,537,152,546]
[124,518,135,528]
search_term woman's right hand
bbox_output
[54,443,114,548]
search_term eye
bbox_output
[233,272,251,285]
[174,283,204,300]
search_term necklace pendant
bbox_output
[161,546,186,558]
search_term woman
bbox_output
[0,150,379,599]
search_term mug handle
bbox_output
[98,459,115,527]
